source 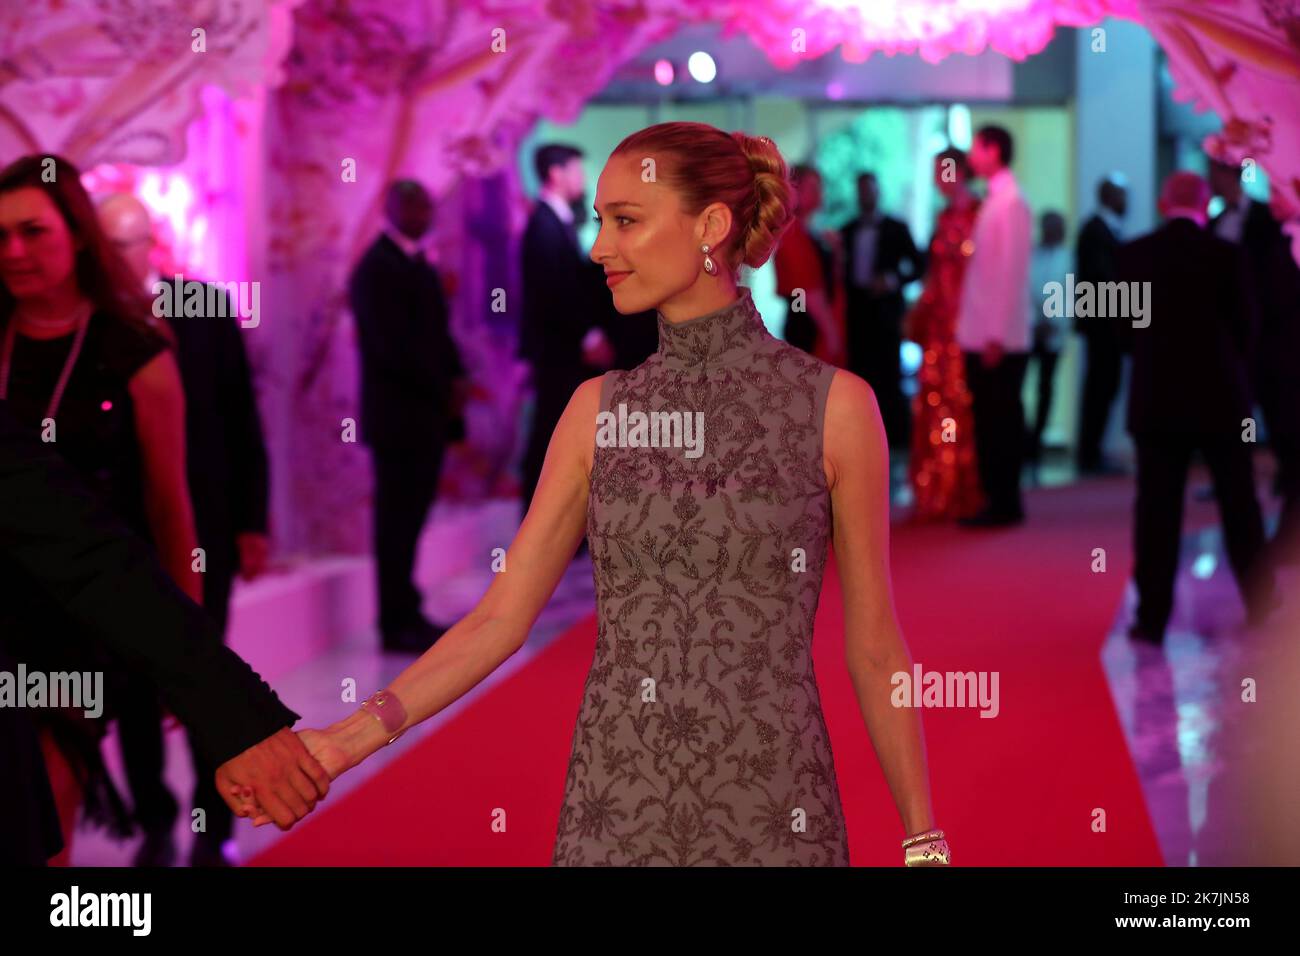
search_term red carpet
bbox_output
[252,478,1162,866]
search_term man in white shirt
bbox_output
[956,125,1033,526]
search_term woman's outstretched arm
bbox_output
[289,374,605,782]
[824,369,936,838]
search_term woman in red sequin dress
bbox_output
[905,148,984,520]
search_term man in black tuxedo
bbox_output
[839,172,923,451]
[0,400,327,865]
[101,192,273,866]
[1210,159,1300,565]
[1075,174,1129,474]
[349,180,468,653]
[518,143,615,521]
[1117,171,1278,644]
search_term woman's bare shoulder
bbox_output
[826,367,880,423]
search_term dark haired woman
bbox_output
[0,155,200,864]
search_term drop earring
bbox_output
[701,243,717,276]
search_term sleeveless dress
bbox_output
[552,286,850,866]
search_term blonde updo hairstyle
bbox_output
[611,121,795,276]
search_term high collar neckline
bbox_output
[654,286,769,371]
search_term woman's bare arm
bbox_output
[824,369,935,836]
[324,373,605,768]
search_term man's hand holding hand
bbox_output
[216,727,331,831]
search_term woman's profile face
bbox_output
[0,187,79,301]
[589,154,730,314]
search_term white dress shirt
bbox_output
[539,187,575,226]
[956,167,1033,352]
[383,225,429,260]
[1098,206,1124,242]
[852,215,880,287]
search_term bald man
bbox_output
[348,179,467,654]
[1117,171,1278,644]
[99,192,270,866]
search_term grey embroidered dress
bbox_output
[552,286,850,866]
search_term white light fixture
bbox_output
[687,51,717,83]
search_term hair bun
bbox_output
[731,132,794,269]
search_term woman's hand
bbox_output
[298,727,352,778]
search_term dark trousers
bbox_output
[964,351,1029,517]
[186,566,234,846]
[849,300,908,450]
[1028,344,1060,459]
[371,442,447,636]
[1077,331,1123,468]
[1133,432,1274,635]
[117,557,234,842]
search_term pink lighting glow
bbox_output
[653,58,675,85]
[734,0,1141,67]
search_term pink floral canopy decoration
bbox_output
[728,0,1139,64]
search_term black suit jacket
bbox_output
[1117,218,1257,436]
[1212,199,1300,411]
[519,202,599,392]
[155,278,268,570]
[1075,213,1123,338]
[349,235,466,450]
[838,214,923,324]
[0,400,298,863]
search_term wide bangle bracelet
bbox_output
[904,838,951,866]
[360,689,408,745]
[902,828,944,849]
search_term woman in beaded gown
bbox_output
[905,148,985,521]
[267,123,947,868]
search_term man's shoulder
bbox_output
[352,234,395,266]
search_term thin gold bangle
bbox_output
[902,828,944,849]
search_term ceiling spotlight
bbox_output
[687,51,716,83]
[653,58,674,86]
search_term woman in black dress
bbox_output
[0,155,200,864]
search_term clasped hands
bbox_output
[215,726,349,830]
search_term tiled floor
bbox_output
[1101,523,1297,866]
